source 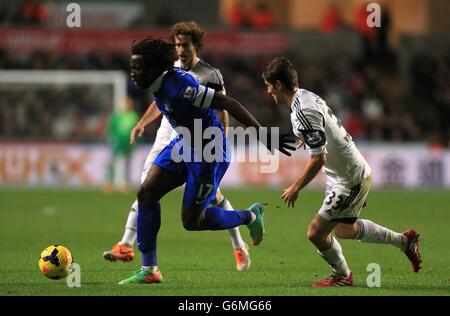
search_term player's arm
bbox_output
[281,153,326,207]
[282,108,327,207]
[211,93,260,130]
[216,109,229,134]
[130,100,163,144]
[211,93,295,156]
[208,70,229,133]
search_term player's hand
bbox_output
[259,130,296,156]
[295,138,306,150]
[281,184,300,208]
[130,123,145,144]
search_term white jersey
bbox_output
[175,59,226,95]
[290,89,371,186]
[141,58,226,183]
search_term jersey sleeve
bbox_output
[192,84,215,108]
[174,73,215,109]
[296,107,327,156]
[206,69,226,95]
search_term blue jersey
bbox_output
[150,68,230,209]
[151,67,223,136]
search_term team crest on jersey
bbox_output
[183,86,196,101]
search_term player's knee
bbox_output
[307,229,316,243]
[181,205,205,231]
[307,227,324,244]
[181,211,204,231]
[137,183,158,205]
[182,218,200,231]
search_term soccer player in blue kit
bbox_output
[119,38,295,284]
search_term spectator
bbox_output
[227,0,250,29]
[14,0,48,25]
[249,3,275,30]
[0,47,447,147]
[354,2,377,62]
[320,3,344,33]
[377,6,391,58]
[345,108,366,139]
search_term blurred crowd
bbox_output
[227,1,275,30]
[0,1,448,146]
[0,81,112,142]
[0,0,48,26]
[212,51,449,146]
[409,53,450,147]
[0,48,448,146]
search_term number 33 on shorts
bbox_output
[318,178,370,222]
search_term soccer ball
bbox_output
[38,245,74,280]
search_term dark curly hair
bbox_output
[131,37,177,71]
[170,21,205,51]
[262,57,299,91]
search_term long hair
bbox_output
[131,37,177,70]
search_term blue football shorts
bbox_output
[153,136,231,209]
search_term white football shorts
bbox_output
[318,174,372,224]
[140,116,177,184]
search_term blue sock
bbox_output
[137,202,161,267]
[203,206,252,230]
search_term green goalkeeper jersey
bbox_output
[108,110,139,155]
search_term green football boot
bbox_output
[118,267,162,285]
[246,203,265,246]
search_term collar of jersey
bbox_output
[149,71,168,93]
[175,57,200,72]
[290,88,302,111]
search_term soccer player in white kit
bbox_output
[262,57,421,286]
[103,21,251,271]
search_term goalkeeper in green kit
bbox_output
[103,96,139,193]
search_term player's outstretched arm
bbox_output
[281,154,326,207]
[211,93,261,130]
[211,93,296,156]
[130,100,163,144]
[216,109,229,134]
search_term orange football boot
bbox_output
[234,244,251,271]
[103,243,135,262]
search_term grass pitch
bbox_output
[0,188,449,296]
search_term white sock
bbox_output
[217,198,247,249]
[142,266,158,272]
[119,200,138,247]
[356,219,406,250]
[318,236,351,277]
